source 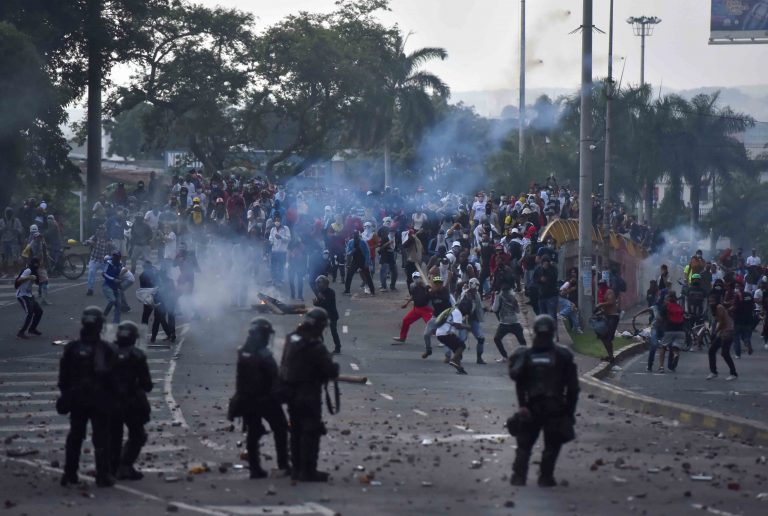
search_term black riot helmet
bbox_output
[247,317,275,348]
[81,306,105,337]
[532,314,556,338]
[116,320,139,347]
[300,307,329,335]
[249,317,274,338]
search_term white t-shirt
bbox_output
[746,256,761,267]
[472,201,486,221]
[269,226,291,253]
[144,210,160,230]
[436,308,462,337]
[163,231,177,260]
[16,268,34,298]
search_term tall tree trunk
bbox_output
[690,178,700,229]
[86,0,103,209]
[383,134,392,189]
[0,137,22,211]
[643,179,653,226]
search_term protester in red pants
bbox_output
[393,272,434,343]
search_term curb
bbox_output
[579,341,768,447]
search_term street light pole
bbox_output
[602,0,614,271]
[519,0,526,171]
[627,15,661,225]
[578,0,594,324]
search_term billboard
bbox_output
[711,0,768,41]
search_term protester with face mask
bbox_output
[15,256,43,339]
[103,251,123,324]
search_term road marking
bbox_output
[0,423,70,432]
[1,369,164,377]
[379,393,394,401]
[416,433,508,444]
[453,424,475,433]
[342,325,349,334]
[1,455,229,516]
[164,337,189,429]
[0,380,57,387]
[0,390,57,398]
[350,363,359,371]
[208,503,336,516]
[0,410,60,419]
[0,399,53,406]
[413,409,428,417]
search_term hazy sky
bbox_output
[198,0,768,93]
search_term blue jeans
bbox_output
[102,285,121,323]
[646,328,661,370]
[455,319,485,358]
[539,295,558,320]
[558,298,581,331]
[87,259,104,290]
[271,251,286,284]
[733,325,753,357]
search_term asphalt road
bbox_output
[2,270,768,515]
[607,334,768,426]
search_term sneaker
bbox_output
[476,357,486,365]
[510,474,526,486]
[421,350,432,359]
[16,332,28,340]
[735,354,741,359]
[646,366,652,373]
[390,287,398,292]
[764,344,768,351]
[333,347,341,355]
[538,476,557,488]
[342,291,351,296]
[495,357,508,363]
[380,287,388,292]
[657,367,665,373]
[392,337,405,344]
[706,373,718,380]
[725,374,738,381]
[364,287,371,294]
[747,346,753,356]
[28,329,42,336]
[611,365,622,372]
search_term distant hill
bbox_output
[453,85,768,122]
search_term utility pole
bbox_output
[627,15,661,225]
[602,0,614,271]
[578,0,594,324]
[519,0,526,172]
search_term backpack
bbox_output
[435,306,455,327]
[191,207,203,226]
[666,302,684,325]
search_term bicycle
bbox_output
[682,313,710,352]
[47,245,87,280]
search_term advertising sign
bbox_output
[711,0,768,42]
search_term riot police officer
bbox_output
[110,321,153,480]
[57,306,116,487]
[508,314,579,487]
[279,308,339,482]
[231,318,289,478]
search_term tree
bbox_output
[374,34,449,188]
[254,2,399,178]
[676,93,754,227]
[1,0,160,206]
[0,22,80,210]
[111,1,257,173]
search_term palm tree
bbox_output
[677,92,754,227]
[377,36,450,188]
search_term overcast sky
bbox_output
[198,0,767,93]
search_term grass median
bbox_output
[569,330,634,359]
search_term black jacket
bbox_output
[111,344,153,422]
[280,332,339,405]
[313,287,339,321]
[58,337,116,411]
[235,338,280,411]
[509,341,579,417]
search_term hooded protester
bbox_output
[22,224,51,305]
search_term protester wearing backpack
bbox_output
[659,292,686,372]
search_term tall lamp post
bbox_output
[519,0,526,171]
[602,0,615,271]
[577,0,594,324]
[627,15,661,225]
[626,16,661,87]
